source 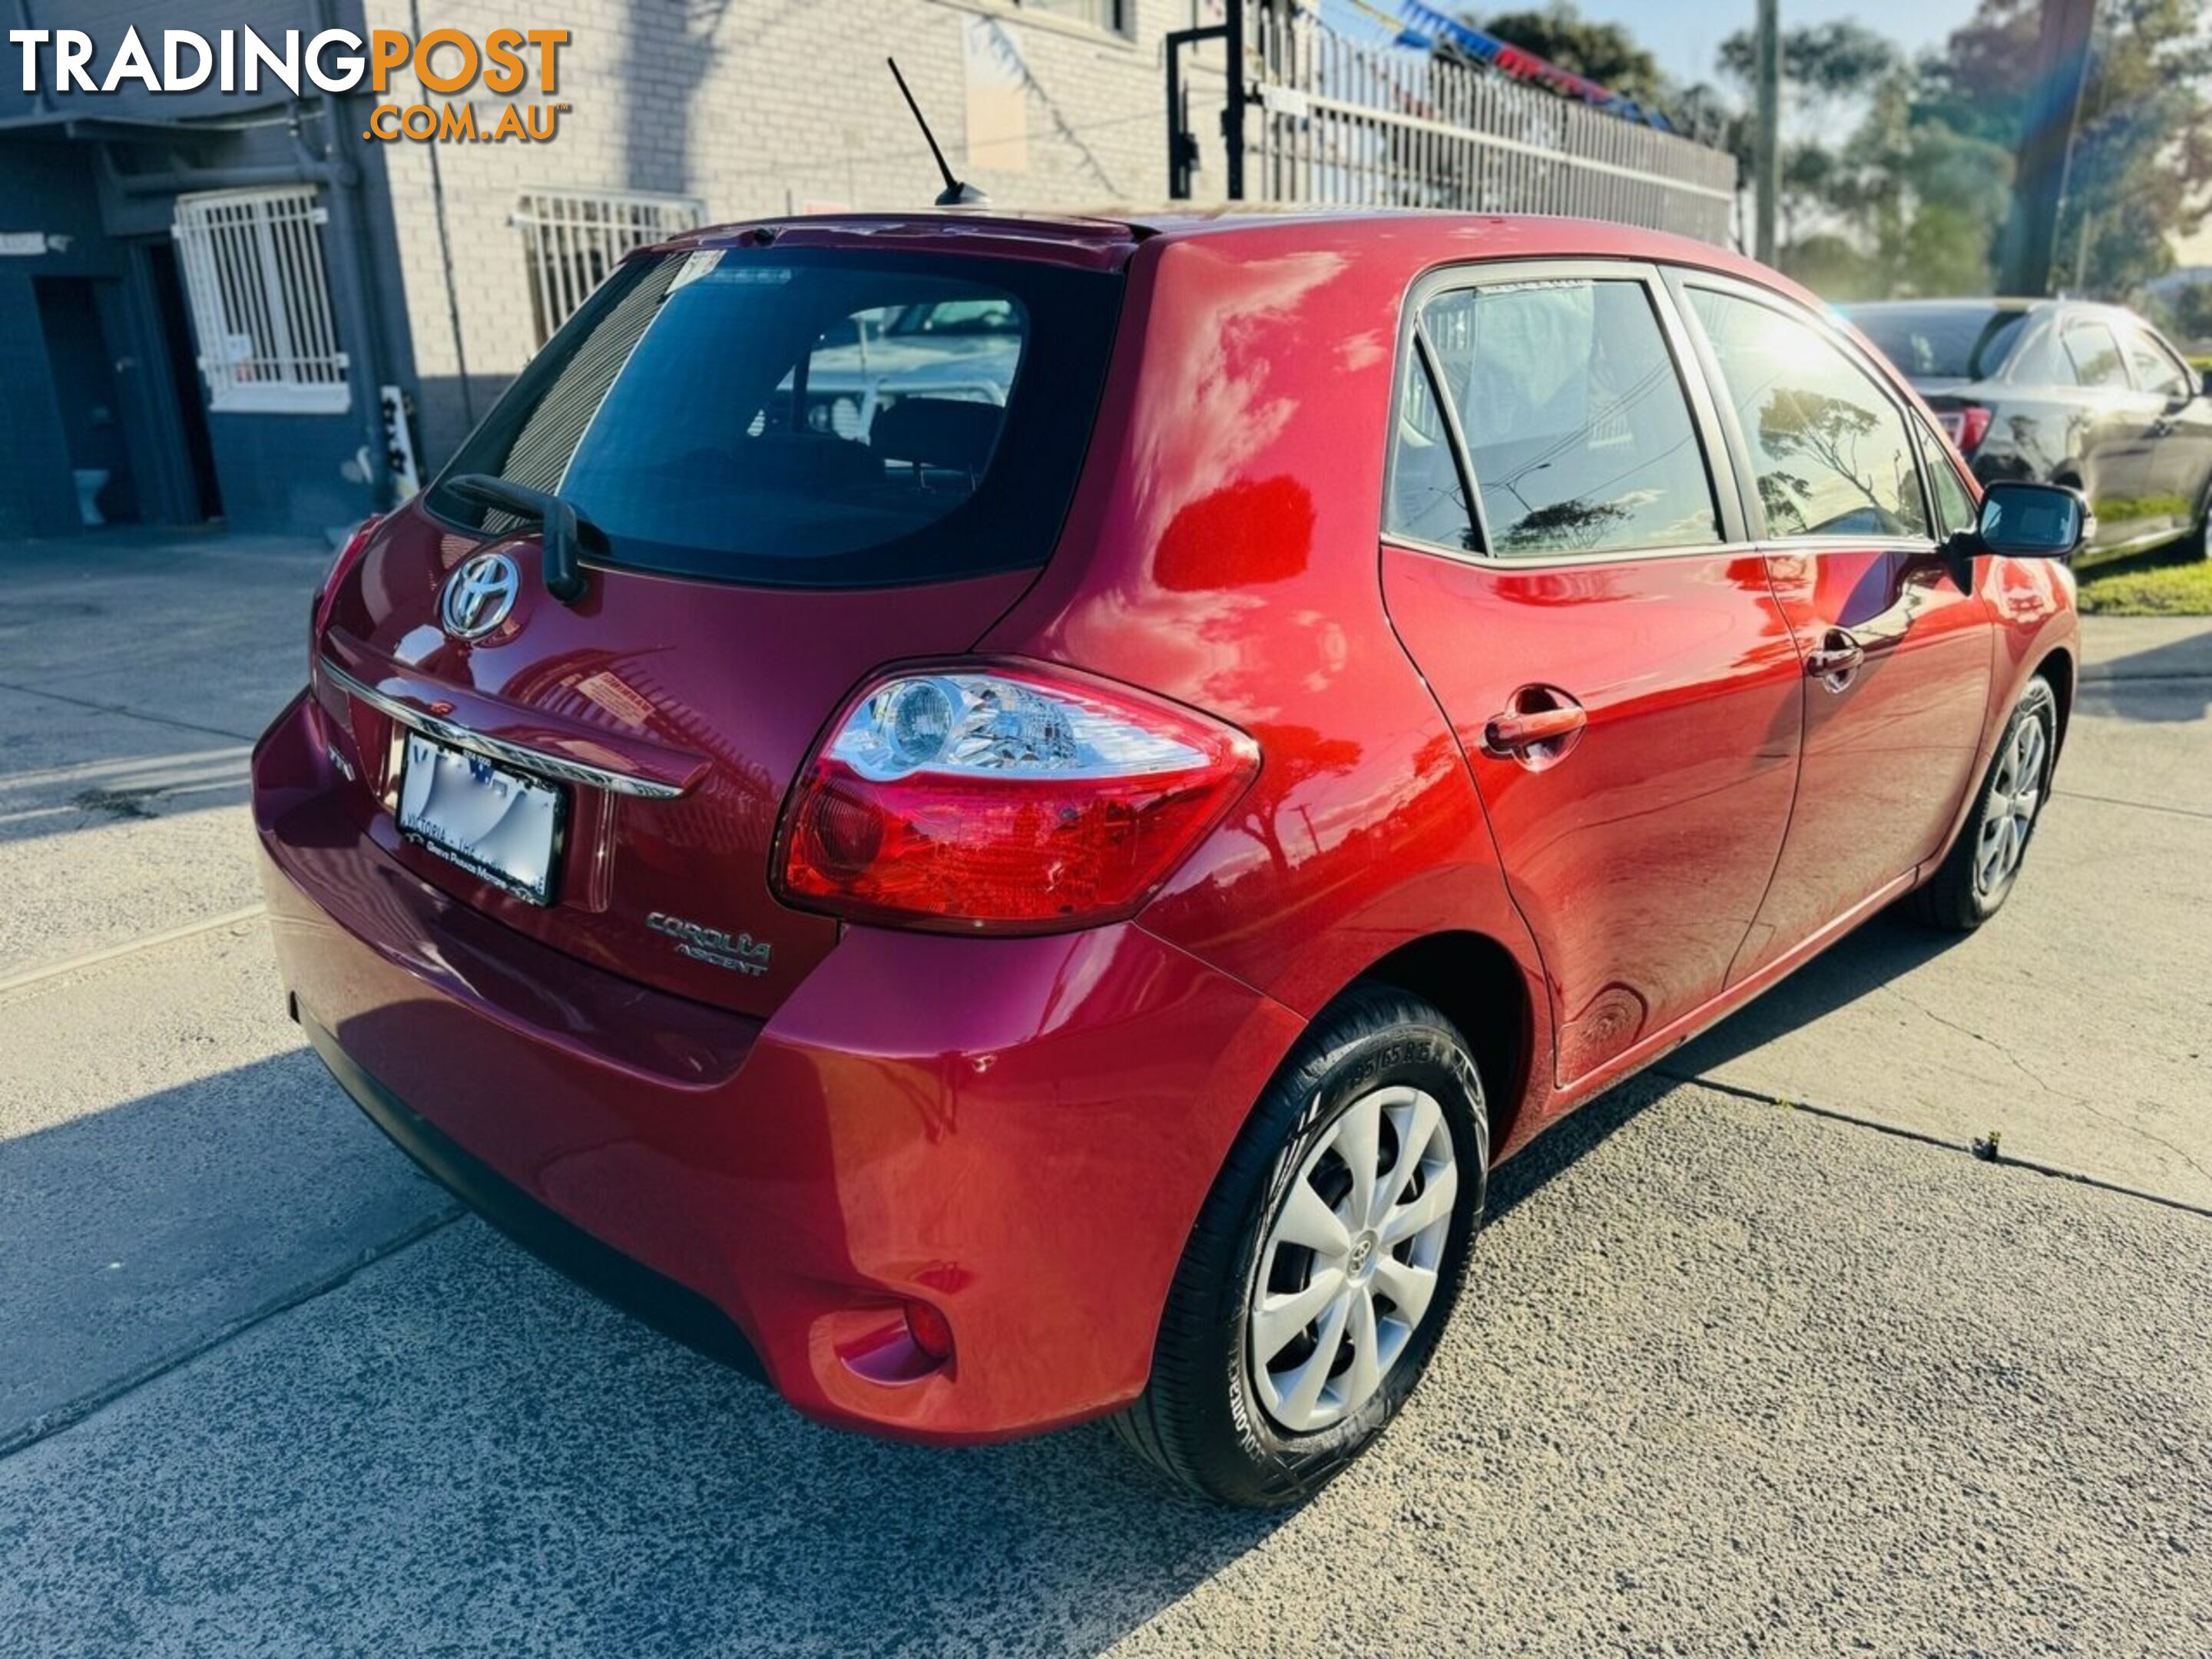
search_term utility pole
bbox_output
[2000,0,2098,296]
[1753,0,1780,264]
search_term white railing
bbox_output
[513,190,704,346]
[1247,8,1739,243]
[173,186,350,414]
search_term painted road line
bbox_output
[0,905,270,999]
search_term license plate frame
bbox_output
[396,733,568,906]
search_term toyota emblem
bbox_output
[440,551,521,640]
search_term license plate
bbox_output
[396,733,565,905]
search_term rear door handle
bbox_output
[1803,628,1866,690]
[1483,687,1588,764]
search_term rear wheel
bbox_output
[1111,986,1487,1508]
[1908,677,2057,932]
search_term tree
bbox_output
[1919,0,2212,295]
[1715,20,1903,265]
[1475,5,1668,106]
[1830,65,2013,297]
[2157,281,2212,346]
[1718,20,1901,106]
[1669,81,1743,152]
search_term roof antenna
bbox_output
[886,57,988,208]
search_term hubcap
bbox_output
[1249,1084,1457,1434]
[1976,713,2047,895]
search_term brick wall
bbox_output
[359,0,1224,462]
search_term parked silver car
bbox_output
[1849,298,2212,568]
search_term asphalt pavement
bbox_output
[2,529,2207,1657]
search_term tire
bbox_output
[2190,476,2212,561]
[1111,985,1488,1508]
[1908,677,2058,932]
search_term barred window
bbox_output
[171,186,349,414]
[515,190,703,347]
[1015,0,1125,31]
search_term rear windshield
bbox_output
[1849,305,2027,382]
[427,247,1121,588]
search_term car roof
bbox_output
[1848,296,2155,329]
[1847,297,2045,314]
[662,208,1799,288]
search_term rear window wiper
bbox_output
[445,475,599,604]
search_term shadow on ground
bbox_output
[0,1046,451,1445]
[8,1063,2211,1657]
[2075,626,2212,723]
[1665,912,1965,1081]
[0,1035,1685,1654]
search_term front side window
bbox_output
[1389,277,1720,558]
[2061,322,2128,390]
[1690,288,1930,541]
[2122,328,2190,401]
[1919,424,1978,538]
[429,248,1120,588]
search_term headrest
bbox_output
[870,398,1003,474]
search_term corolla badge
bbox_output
[647,912,773,977]
[440,551,521,640]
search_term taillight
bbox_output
[1938,405,1992,456]
[774,663,1260,934]
[311,513,382,660]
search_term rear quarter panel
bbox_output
[980,220,1558,1144]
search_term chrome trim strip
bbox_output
[1381,532,1770,572]
[321,661,690,800]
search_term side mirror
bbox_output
[1973,480,2090,561]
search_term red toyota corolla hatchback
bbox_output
[254,211,2084,1505]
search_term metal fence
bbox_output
[172,186,350,415]
[1244,6,1739,243]
[512,190,704,347]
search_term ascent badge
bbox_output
[646,912,773,977]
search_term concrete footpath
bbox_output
[1669,612,2212,1210]
[1,530,2207,1657]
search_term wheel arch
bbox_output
[1349,930,1542,1162]
[2035,643,2075,751]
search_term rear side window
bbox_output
[2122,328,2190,400]
[1850,306,2026,381]
[428,248,1121,588]
[1389,277,1720,558]
[1387,350,1479,551]
[2060,322,2128,390]
[1690,288,1930,541]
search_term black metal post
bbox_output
[1223,0,1246,203]
[1165,23,1222,200]
[1164,5,1249,203]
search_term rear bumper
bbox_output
[253,691,1304,1443]
[301,1010,764,1380]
